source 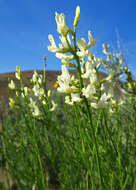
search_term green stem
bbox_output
[73,29,104,189]
[33,119,46,189]
[84,97,104,189]
[43,56,47,96]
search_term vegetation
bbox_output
[1,5,136,190]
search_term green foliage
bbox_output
[1,89,136,189]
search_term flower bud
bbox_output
[15,66,22,80]
[47,90,51,98]
[8,80,15,90]
[73,6,80,27]
[9,98,15,108]
[43,55,46,60]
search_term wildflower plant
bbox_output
[47,5,131,189]
[2,5,136,190]
[8,64,57,120]
[48,6,124,110]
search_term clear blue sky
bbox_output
[0,0,136,74]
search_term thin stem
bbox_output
[43,56,47,96]
[84,97,104,189]
[72,29,104,189]
[33,119,46,189]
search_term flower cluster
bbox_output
[8,66,57,119]
[48,6,125,110]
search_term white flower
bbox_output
[89,72,97,85]
[47,90,51,98]
[32,106,41,118]
[29,98,41,118]
[71,93,82,102]
[77,38,89,57]
[55,12,70,36]
[8,80,15,90]
[77,31,96,57]
[38,76,43,84]
[65,93,82,105]
[56,53,74,60]
[91,93,110,109]
[32,71,38,82]
[73,6,80,27]
[48,34,70,53]
[59,35,71,49]
[31,71,43,84]
[21,87,28,97]
[65,96,73,105]
[82,84,96,99]
[48,34,58,53]
[33,85,44,97]
[32,184,35,190]
[87,31,96,49]
[78,38,87,51]
[50,100,57,111]
[57,65,77,93]
[42,100,46,105]
[82,60,96,80]
[15,66,21,80]
[29,98,36,108]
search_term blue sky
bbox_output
[0,0,136,74]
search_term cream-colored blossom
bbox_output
[77,38,89,57]
[38,76,43,84]
[77,31,96,57]
[91,93,110,109]
[73,6,80,27]
[56,53,74,60]
[31,71,43,84]
[57,65,78,93]
[42,100,46,105]
[48,34,70,53]
[15,66,21,80]
[50,100,57,111]
[32,106,41,118]
[8,80,15,90]
[59,35,71,49]
[24,87,28,95]
[29,98,41,118]
[82,60,96,80]
[65,93,82,105]
[32,85,44,97]
[29,98,35,108]
[57,65,76,93]
[47,90,51,98]
[82,84,96,99]
[87,31,96,49]
[48,34,57,52]
[65,96,73,105]
[55,12,70,36]
[32,71,38,82]
[71,93,82,102]
[78,38,87,51]
[21,87,28,97]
